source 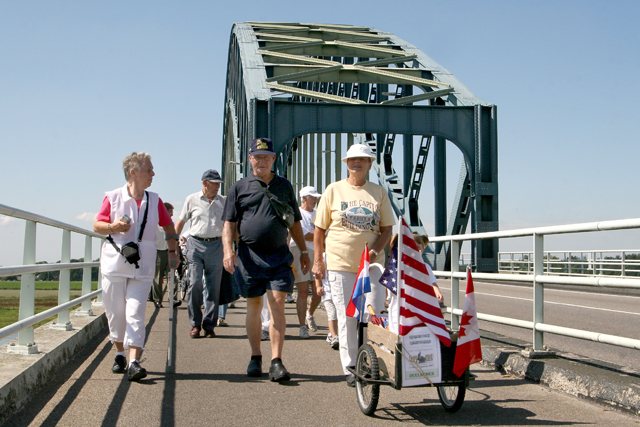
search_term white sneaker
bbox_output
[285,295,295,303]
[326,333,333,343]
[331,335,339,350]
[261,330,270,341]
[299,325,310,339]
[306,315,317,332]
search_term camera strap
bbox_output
[253,181,295,227]
[106,191,150,254]
[136,191,150,245]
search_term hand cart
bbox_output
[348,321,472,416]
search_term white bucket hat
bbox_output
[299,186,322,198]
[342,144,376,163]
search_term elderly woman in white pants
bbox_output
[94,152,178,381]
[312,144,395,387]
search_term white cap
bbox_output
[300,186,322,198]
[342,143,376,163]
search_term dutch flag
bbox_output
[346,244,371,322]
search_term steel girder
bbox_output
[222,22,499,272]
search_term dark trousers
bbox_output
[186,238,223,330]
[152,249,169,302]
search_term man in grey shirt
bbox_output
[175,169,226,338]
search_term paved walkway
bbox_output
[3,298,639,426]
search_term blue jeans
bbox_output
[186,237,223,330]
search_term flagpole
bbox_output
[359,243,368,323]
[396,215,402,332]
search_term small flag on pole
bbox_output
[379,244,398,295]
[346,244,371,322]
[453,267,483,377]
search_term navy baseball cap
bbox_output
[248,138,275,156]
[202,169,223,183]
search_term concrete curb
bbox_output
[480,330,640,417]
[0,305,107,426]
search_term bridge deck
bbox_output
[3,298,637,426]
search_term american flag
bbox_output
[390,217,451,346]
[379,244,398,294]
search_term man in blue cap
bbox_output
[175,169,226,339]
[222,137,310,383]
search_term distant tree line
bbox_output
[0,258,100,281]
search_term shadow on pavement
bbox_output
[2,328,110,427]
[99,305,161,427]
[382,400,589,426]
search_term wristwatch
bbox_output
[300,250,309,254]
[165,233,180,241]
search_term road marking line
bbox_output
[444,281,640,300]
[446,290,640,316]
[543,300,640,315]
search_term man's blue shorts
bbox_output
[234,242,294,298]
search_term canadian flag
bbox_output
[452,267,482,377]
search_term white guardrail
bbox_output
[2,202,640,356]
[430,218,640,354]
[0,203,103,354]
[498,249,640,277]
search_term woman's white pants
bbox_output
[328,268,384,375]
[101,275,152,349]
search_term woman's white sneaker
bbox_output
[306,315,317,332]
[299,325,310,338]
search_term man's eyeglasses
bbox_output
[250,155,272,162]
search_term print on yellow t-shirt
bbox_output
[315,180,395,273]
[339,201,381,232]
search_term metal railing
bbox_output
[0,203,103,353]
[498,250,640,277]
[430,218,640,354]
[459,252,472,268]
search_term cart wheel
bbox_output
[355,344,380,416]
[437,383,465,413]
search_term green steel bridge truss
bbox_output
[222,22,498,272]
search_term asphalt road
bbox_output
[3,296,640,426]
[438,278,640,371]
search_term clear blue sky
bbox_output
[1,1,639,265]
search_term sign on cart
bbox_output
[401,326,442,386]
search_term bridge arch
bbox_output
[222,22,498,271]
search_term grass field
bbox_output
[0,281,99,291]
[0,304,73,330]
[0,281,99,329]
